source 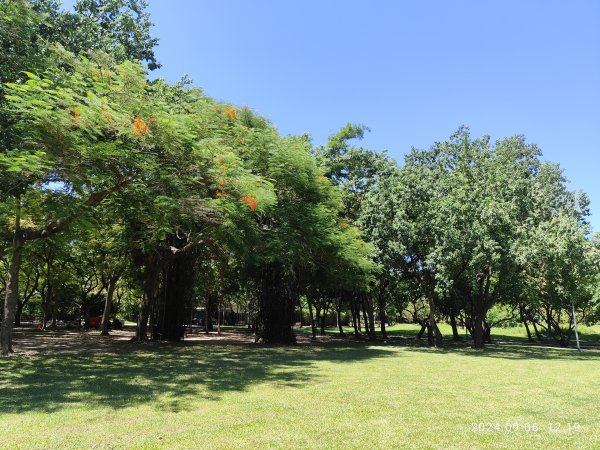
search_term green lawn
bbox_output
[1,338,599,449]
[297,322,600,346]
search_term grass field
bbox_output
[298,322,600,345]
[1,330,599,449]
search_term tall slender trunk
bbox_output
[361,299,371,338]
[364,295,376,341]
[355,297,362,333]
[1,196,23,356]
[319,305,326,335]
[315,305,323,335]
[428,297,443,347]
[520,305,533,342]
[378,278,388,339]
[101,274,120,336]
[531,318,542,341]
[217,302,222,336]
[136,256,158,341]
[349,295,360,336]
[204,295,211,334]
[336,298,344,336]
[308,298,316,339]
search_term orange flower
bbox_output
[318,175,326,182]
[241,194,257,212]
[222,105,237,119]
[216,190,229,198]
[132,117,149,137]
[339,221,349,228]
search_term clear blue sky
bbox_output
[64,0,600,230]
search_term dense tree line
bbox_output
[1,0,598,355]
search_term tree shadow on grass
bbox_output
[392,340,600,361]
[0,341,390,414]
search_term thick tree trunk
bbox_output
[257,264,295,344]
[14,301,24,328]
[154,251,196,342]
[1,239,23,355]
[473,315,484,348]
[473,269,492,349]
[1,196,23,356]
[101,274,119,336]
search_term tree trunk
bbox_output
[308,298,316,339]
[257,263,295,344]
[428,297,443,347]
[1,196,23,356]
[336,298,344,336]
[135,255,158,341]
[361,300,370,338]
[154,249,196,342]
[450,312,460,341]
[1,238,23,355]
[315,305,322,335]
[546,306,552,339]
[531,318,542,341]
[14,301,25,328]
[520,305,533,342]
[364,295,376,341]
[416,319,427,339]
[378,278,388,339]
[319,305,326,335]
[101,274,120,336]
[473,312,484,349]
[473,269,491,349]
[217,302,222,336]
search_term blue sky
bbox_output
[64,0,600,229]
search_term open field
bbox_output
[1,329,599,449]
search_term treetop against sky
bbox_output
[58,0,600,230]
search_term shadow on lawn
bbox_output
[0,341,389,414]
[393,339,600,361]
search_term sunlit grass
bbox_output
[296,322,600,345]
[1,337,599,449]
